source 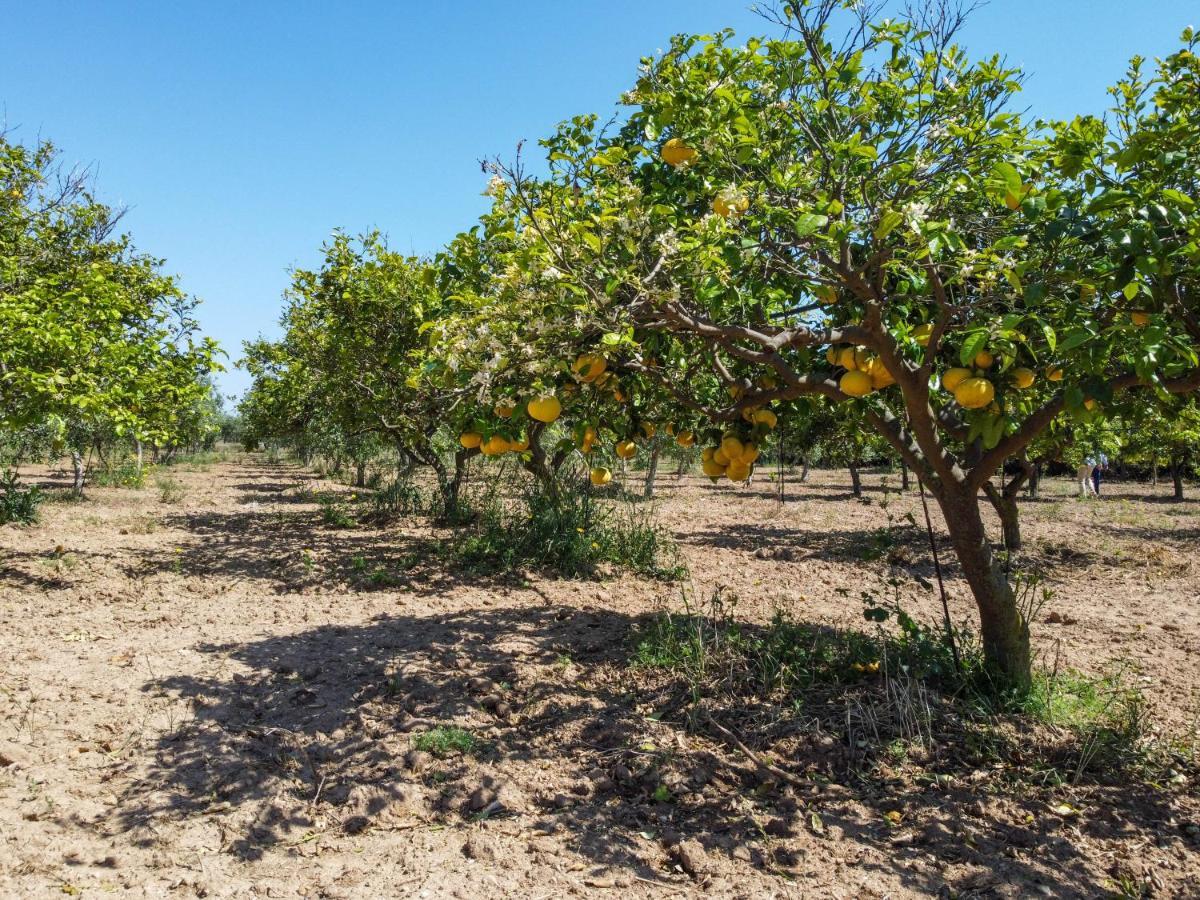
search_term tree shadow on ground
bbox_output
[104,599,1197,897]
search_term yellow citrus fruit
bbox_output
[974,350,994,369]
[825,346,839,366]
[460,432,483,449]
[615,440,638,460]
[866,358,895,389]
[1011,367,1035,389]
[676,430,695,447]
[913,323,934,346]
[726,459,751,482]
[942,367,971,392]
[954,377,995,410]
[639,422,656,440]
[712,195,733,217]
[494,401,515,418]
[739,442,759,465]
[838,347,859,370]
[753,409,777,429]
[1131,310,1150,327]
[1046,366,1063,382]
[481,435,511,456]
[757,375,777,390]
[590,466,613,486]
[720,436,744,461]
[1084,398,1097,411]
[527,395,561,423]
[572,354,607,382]
[840,370,873,398]
[701,446,715,462]
[660,137,696,167]
[713,447,731,466]
[701,458,727,478]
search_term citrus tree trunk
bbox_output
[643,442,660,499]
[71,450,85,497]
[1171,456,1185,501]
[900,460,910,491]
[848,461,862,498]
[995,494,1021,552]
[937,485,1031,688]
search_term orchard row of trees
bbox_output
[240,1,1200,688]
[0,134,223,490]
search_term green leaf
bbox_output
[1041,323,1057,352]
[874,210,903,240]
[794,213,829,237]
[960,331,988,367]
[1058,329,1093,353]
[1161,188,1195,209]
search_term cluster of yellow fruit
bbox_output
[568,353,633,402]
[458,431,531,456]
[458,393,564,456]
[700,434,760,483]
[826,345,896,397]
[939,351,1040,410]
[659,139,750,219]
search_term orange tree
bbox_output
[491,4,1200,686]
[240,232,479,508]
[431,190,737,495]
[1,134,221,492]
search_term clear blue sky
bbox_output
[3,1,1195,401]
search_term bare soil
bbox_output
[1,455,1197,898]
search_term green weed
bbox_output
[413,726,476,757]
[0,470,42,525]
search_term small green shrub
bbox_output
[156,474,186,504]
[369,478,425,519]
[413,726,476,757]
[91,461,147,488]
[632,594,970,698]
[1020,668,1153,778]
[0,470,43,525]
[319,495,355,528]
[452,482,684,579]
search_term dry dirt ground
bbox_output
[1,454,1198,898]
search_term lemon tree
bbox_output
[0,135,221,492]
[494,4,1200,685]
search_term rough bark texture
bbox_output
[900,461,910,491]
[1172,458,1185,501]
[71,450,85,497]
[848,462,862,498]
[937,487,1031,687]
[996,495,1021,552]
[643,444,660,499]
